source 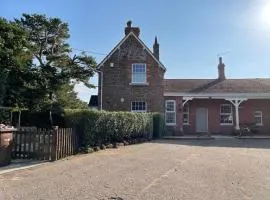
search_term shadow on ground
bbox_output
[151,138,270,150]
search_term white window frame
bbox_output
[220,104,233,125]
[254,111,263,126]
[131,101,147,112]
[165,100,176,126]
[182,103,189,125]
[131,63,147,84]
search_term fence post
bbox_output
[51,126,58,161]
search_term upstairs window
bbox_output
[131,101,146,112]
[132,63,146,84]
[183,103,189,125]
[165,100,176,125]
[220,104,233,125]
[254,111,263,126]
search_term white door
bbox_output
[196,108,208,132]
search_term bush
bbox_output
[16,109,162,148]
[64,109,153,148]
[152,113,165,138]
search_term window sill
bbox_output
[166,123,176,126]
[220,124,234,126]
[129,82,149,86]
[183,123,190,126]
[255,124,263,126]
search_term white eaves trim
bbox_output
[97,32,166,71]
[164,92,270,99]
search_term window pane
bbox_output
[183,114,189,124]
[183,104,189,113]
[132,64,146,83]
[254,111,262,125]
[220,114,233,124]
[221,105,231,114]
[131,101,146,112]
[220,104,233,124]
[166,113,175,124]
[166,101,175,111]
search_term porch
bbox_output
[164,93,270,136]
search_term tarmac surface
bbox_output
[1,139,270,200]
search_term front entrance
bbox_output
[196,108,208,133]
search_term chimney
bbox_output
[218,57,226,81]
[153,36,159,60]
[124,20,140,37]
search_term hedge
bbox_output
[64,109,154,147]
[17,109,164,148]
[152,113,165,139]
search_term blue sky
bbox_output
[2,0,270,102]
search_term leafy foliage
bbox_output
[15,14,96,95]
[0,14,96,111]
[0,17,33,108]
[152,113,165,138]
[54,84,88,109]
[64,110,153,147]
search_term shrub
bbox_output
[64,109,153,148]
[16,109,161,148]
[152,113,165,138]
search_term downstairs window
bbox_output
[165,100,176,125]
[131,101,146,112]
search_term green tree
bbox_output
[55,83,88,109]
[15,14,96,110]
[0,17,33,108]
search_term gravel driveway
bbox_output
[1,139,270,200]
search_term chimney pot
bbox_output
[219,57,222,64]
[124,20,140,37]
[127,20,132,28]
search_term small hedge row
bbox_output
[64,109,155,147]
[152,113,165,139]
[17,109,164,148]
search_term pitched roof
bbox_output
[164,78,270,93]
[97,32,166,71]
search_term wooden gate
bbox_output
[12,127,78,161]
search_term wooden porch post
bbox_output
[235,103,240,130]
[226,98,247,130]
[181,97,193,132]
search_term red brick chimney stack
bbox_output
[124,20,140,37]
[218,57,226,81]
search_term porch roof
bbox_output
[164,78,270,93]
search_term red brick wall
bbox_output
[239,99,270,134]
[164,98,270,135]
[98,34,165,113]
[183,99,234,134]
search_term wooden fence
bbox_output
[11,127,78,161]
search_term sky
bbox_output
[1,0,270,102]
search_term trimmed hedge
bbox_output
[18,109,165,148]
[152,113,165,138]
[64,109,154,147]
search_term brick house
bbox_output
[96,21,270,135]
[97,21,166,113]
